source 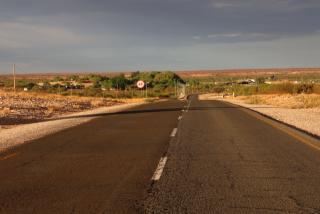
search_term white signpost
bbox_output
[136,80,145,89]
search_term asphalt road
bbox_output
[1,96,320,213]
[0,100,184,214]
[144,96,320,214]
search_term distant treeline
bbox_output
[0,71,186,98]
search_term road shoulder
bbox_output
[199,94,320,150]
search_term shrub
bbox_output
[293,84,314,94]
[213,87,225,94]
[111,74,128,90]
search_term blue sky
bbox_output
[0,0,320,73]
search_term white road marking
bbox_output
[178,116,182,120]
[170,128,178,137]
[151,157,168,181]
[186,99,192,112]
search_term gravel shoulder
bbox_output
[0,102,145,152]
[199,94,320,137]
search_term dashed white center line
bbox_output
[170,128,178,137]
[186,99,192,112]
[151,126,179,181]
[151,156,168,181]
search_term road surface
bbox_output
[0,96,320,213]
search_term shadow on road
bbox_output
[43,106,280,122]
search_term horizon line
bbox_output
[0,67,320,76]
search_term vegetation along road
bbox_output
[0,95,320,213]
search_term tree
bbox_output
[101,79,112,90]
[111,74,128,90]
[131,71,141,82]
[153,71,183,89]
[138,72,155,83]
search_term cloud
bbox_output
[208,33,242,38]
[210,0,320,11]
[0,21,88,49]
[1,0,320,72]
[211,2,235,8]
[205,32,279,43]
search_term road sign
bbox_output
[136,80,145,89]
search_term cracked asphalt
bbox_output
[1,95,320,213]
[143,96,320,213]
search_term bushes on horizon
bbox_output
[233,83,317,96]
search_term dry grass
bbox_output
[240,94,320,109]
[0,90,145,125]
[199,93,320,109]
[45,104,63,116]
[245,96,267,105]
[0,107,10,117]
[0,90,145,106]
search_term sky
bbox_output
[0,0,320,73]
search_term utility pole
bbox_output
[12,64,16,92]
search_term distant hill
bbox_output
[1,67,320,80]
[176,68,320,78]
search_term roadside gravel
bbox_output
[0,102,144,152]
[199,94,320,137]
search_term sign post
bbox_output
[136,80,145,89]
[136,80,145,98]
[145,82,149,98]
